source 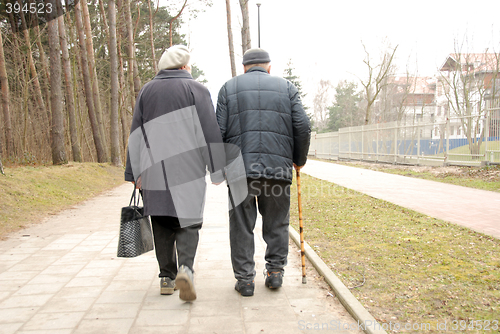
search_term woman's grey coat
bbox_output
[125,69,224,225]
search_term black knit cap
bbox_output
[242,48,271,65]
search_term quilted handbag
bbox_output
[117,188,154,258]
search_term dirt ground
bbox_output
[335,160,500,181]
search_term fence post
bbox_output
[376,123,379,162]
[361,125,364,161]
[445,107,450,166]
[417,123,421,165]
[337,132,340,160]
[394,123,398,164]
[315,132,317,157]
[348,127,352,160]
[485,108,490,163]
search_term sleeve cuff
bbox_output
[210,169,225,184]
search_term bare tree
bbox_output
[108,0,122,166]
[116,0,131,154]
[19,9,48,130]
[74,1,108,162]
[359,43,398,125]
[225,0,237,77]
[0,0,209,164]
[58,8,82,162]
[81,0,107,149]
[0,30,13,157]
[34,23,51,113]
[168,0,188,47]
[439,48,500,156]
[313,79,333,132]
[124,0,142,98]
[98,0,110,39]
[239,0,251,54]
[116,0,135,160]
[378,72,418,124]
[47,14,67,165]
[148,0,158,73]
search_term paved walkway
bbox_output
[0,181,362,334]
[302,160,500,238]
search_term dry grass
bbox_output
[0,163,125,238]
[290,173,500,333]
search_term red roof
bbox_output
[389,76,436,95]
[440,53,500,73]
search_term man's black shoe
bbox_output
[235,280,254,296]
[264,271,283,289]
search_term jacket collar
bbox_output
[246,66,269,74]
[155,69,193,80]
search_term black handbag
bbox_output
[117,188,154,258]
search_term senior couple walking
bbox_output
[125,45,310,301]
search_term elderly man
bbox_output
[216,48,311,296]
[125,45,224,302]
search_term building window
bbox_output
[457,126,461,135]
[437,107,442,116]
[450,126,454,135]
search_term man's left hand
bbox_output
[293,163,304,170]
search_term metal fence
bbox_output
[309,107,500,166]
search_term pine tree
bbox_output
[283,60,305,97]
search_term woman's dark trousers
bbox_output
[150,215,201,279]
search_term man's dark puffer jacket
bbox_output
[216,66,311,183]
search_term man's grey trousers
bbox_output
[229,178,291,282]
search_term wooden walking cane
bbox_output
[296,166,307,284]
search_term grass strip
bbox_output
[0,163,125,238]
[289,173,500,333]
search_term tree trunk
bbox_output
[74,1,108,162]
[225,0,237,77]
[19,9,48,131]
[7,11,23,87]
[239,0,251,54]
[124,0,141,98]
[108,0,122,166]
[148,0,158,73]
[34,23,52,115]
[361,44,398,125]
[98,0,110,39]
[168,0,187,47]
[0,30,14,157]
[81,0,107,152]
[47,16,67,165]
[58,10,82,162]
[117,0,132,157]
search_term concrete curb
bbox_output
[289,227,387,334]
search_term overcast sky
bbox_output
[159,0,500,108]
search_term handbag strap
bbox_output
[129,187,144,207]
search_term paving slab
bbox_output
[302,159,500,238]
[0,180,362,333]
